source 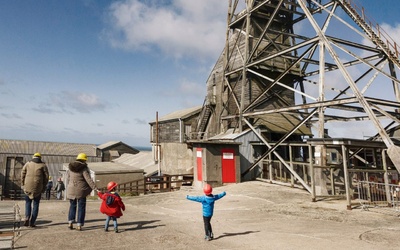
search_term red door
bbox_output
[196,148,203,181]
[222,149,236,183]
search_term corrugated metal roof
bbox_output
[97,141,122,150]
[112,152,158,176]
[96,141,139,153]
[150,106,202,123]
[209,128,249,140]
[87,162,143,173]
[109,150,120,157]
[62,161,144,174]
[208,113,311,141]
[253,113,312,135]
[0,139,98,157]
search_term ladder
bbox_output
[339,0,400,67]
[196,105,212,139]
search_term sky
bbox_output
[0,0,399,148]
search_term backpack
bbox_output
[106,194,115,206]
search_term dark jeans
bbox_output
[203,216,213,238]
[68,198,87,226]
[25,195,41,226]
[45,189,51,200]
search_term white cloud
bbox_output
[380,23,400,45]
[134,118,147,125]
[154,78,205,109]
[1,113,22,119]
[61,91,109,113]
[178,79,205,96]
[361,22,400,55]
[103,0,227,60]
[34,91,109,114]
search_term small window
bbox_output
[331,152,337,163]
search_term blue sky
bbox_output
[0,0,399,148]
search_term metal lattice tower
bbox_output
[197,0,400,175]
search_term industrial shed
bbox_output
[0,139,101,199]
[0,139,140,200]
[62,161,144,199]
[149,106,202,175]
[112,152,158,177]
[190,141,241,189]
[97,141,139,161]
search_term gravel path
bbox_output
[6,181,400,249]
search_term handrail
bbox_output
[98,174,194,195]
[344,0,399,58]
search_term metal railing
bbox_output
[0,203,21,249]
[343,0,399,58]
[357,181,400,214]
[98,174,194,196]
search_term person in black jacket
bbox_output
[45,177,53,200]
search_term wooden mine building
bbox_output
[151,0,400,208]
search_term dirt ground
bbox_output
[5,180,400,249]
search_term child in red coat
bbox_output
[98,181,125,233]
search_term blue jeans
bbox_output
[25,195,41,225]
[68,198,86,226]
[105,216,118,230]
[56,191,62,200]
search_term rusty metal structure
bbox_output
[195,0,400,206]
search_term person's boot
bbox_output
[68,223,73,230]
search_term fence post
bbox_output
[309,145,316,202]
[143,177,147,195]
[330,167,335,196]
[268,154,273,182]
[341,145,352,210]
[382,149,392,206]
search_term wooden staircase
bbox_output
[196,104,213,139]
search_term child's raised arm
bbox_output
[215,191,226,200]
[186,195,204,203]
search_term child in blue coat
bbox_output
[186,183,226,241]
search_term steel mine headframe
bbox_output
[196,0,400,172]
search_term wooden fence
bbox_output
[2,174,194,200]
[97,174,194,196]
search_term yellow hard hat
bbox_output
[33,152,41,158]
[76,153,88,161]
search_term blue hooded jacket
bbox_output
[187,191,226,217]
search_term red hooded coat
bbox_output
[98,192,125,218]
